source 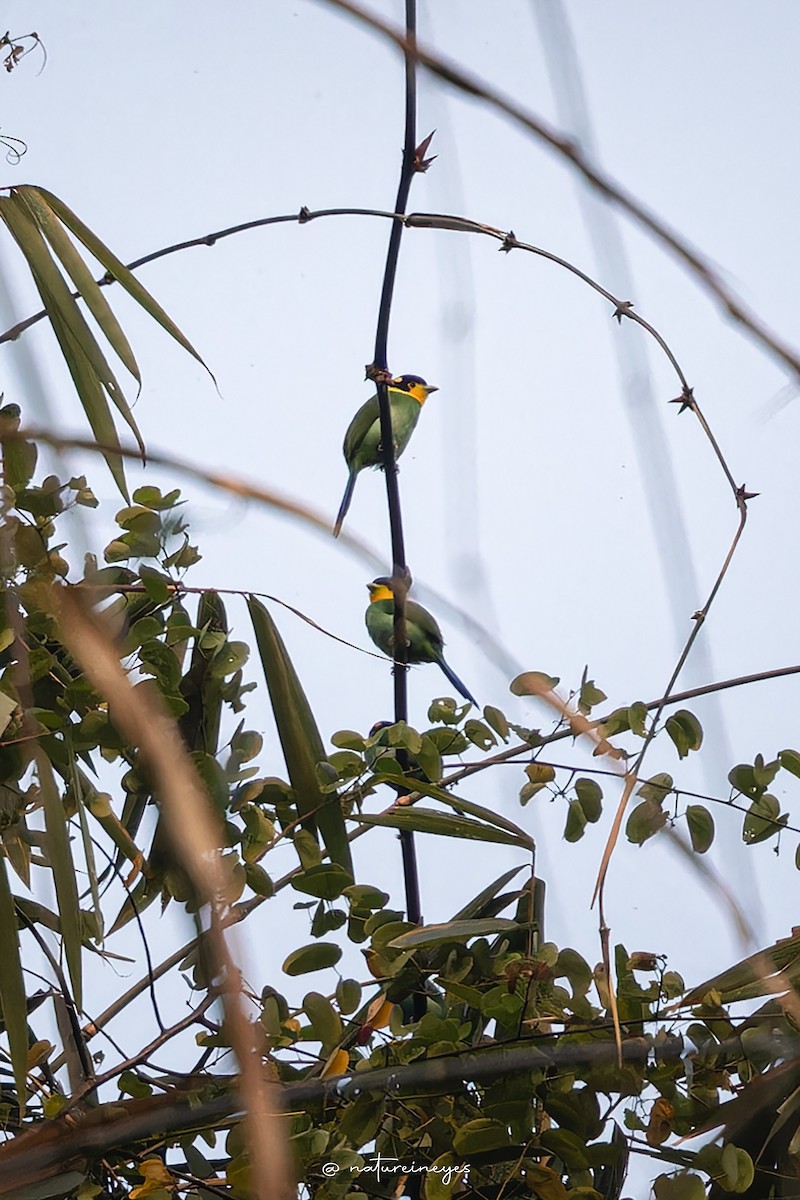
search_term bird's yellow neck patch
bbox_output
[368,583,394,604]
[391,382,428,407]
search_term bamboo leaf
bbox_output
[36,751,82,1010]
[0,858,29,1110]
[16,186,140,383]
[392,777,534,849]
[389,918,519,950]
[247,596,352,875]
[0,196,130,496]
[354,807,529,848]
[34,186,213,378]
[450,866,525,922]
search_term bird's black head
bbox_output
[391,374,439,402]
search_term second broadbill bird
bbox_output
[333,374,438,537]
[365,577,477,705]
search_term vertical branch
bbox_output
[370,0,423,930]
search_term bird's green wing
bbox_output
[406,599,445,650]
[343,393,379,463]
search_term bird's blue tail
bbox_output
[436,654,477,706]
[333,471,357,538]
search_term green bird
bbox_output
[333,374,438,537]
[365,577,477,706]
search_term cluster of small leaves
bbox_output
[3,424,800,1198]
[728,751,800,858]
[601,701,703,761]
[246,841,783,1200]
[103,485,200,571]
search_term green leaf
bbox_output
[780,748,800,780]
[388,918,519,950]
[463,719,496,751]
[539,1127,590,1168]
[452,1117,512,1155]
[579,678,607,710]
[728,762,759,796]
[303,991,343,1053]
[0,194,136,497]
[418,783,535,847]
[721,1142,754,1193]
[626,799,668,845]
[564,799,587,843]
[686,804,714,853]
[483,705,509,740]
[665,709,703,758]
[450,866,524,922]
[330,730,366,752]
[652,1174,706,1200]
[637,773,674,804]
[742,793,782,844]
[247,596,352,874]
[36,751,82,1009]
[290,865,353,901]
[33,187,213,379]
[0,860,29,1110]
[354,807,530,849]
[16,186,140,383]
[282,942,342,976]
[335,978,362,1015]
[422,1154,469,1200]
[574,778,603,823]
[0,691,17,739]
[415,734,443,782]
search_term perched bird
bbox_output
[365,577,477,705]
[333,374,438,537]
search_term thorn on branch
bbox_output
[669,386,695,414]
[736,484,760,503]
[364,363,393,385]
[612,300,635,323]
[499,231,517,253]
[413,130,437,173]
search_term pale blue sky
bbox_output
[2,3,799,1176]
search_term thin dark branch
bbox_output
[318,0,800,383]
[64,993,216,1110]
[370,0,422,932]
[14,906,95,1091]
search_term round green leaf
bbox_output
[742,793,782,844]
[290,864,353,900]
[282,942,342,976]
[575,778,603,822]
[303,991,342,1051]
[686,804,715,853]
[626,798,668,845]
[335,978,362,1015]
[564,799,588,843]
[666,710,703,758]
[452,1117,512,1155]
